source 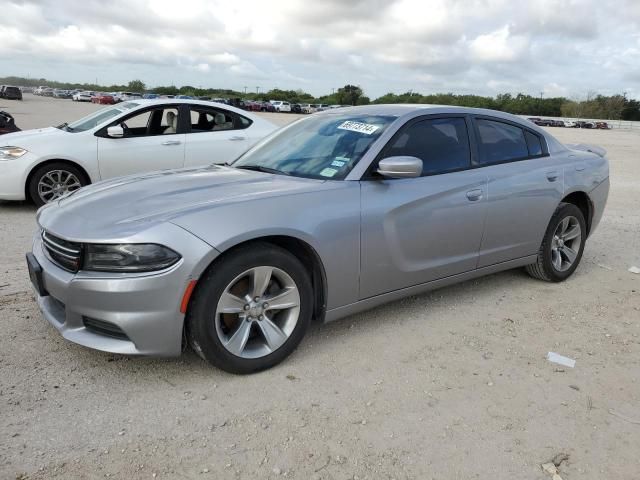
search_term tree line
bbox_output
[3,76,639,120]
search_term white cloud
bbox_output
[470,26,528,63]
[0,0,638,98]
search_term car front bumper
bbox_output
[0,154,36,200]
[30,226,219,356]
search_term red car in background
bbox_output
[91,93,116,105]
[242,100,262,112]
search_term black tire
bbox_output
[28,162,89,207]
[525,202,586,282]
[186,243,313,374]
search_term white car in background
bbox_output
[270,101,291,112]
[72,91,95,102]
[0,99,277,205]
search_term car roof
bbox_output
[120,98,272,123]
[315,103,542,125]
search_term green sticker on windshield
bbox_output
[320,168,338,177]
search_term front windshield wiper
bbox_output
[55,122,74,132]
[234,165,290,176]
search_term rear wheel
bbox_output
[186,243,313,374]
[28,162,89,207]
[525,203,586,282]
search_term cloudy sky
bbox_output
[2,0,640,99]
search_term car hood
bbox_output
[37,166,327,241]
[0,126,68,147]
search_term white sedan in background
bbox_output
[0,99,277,205]
[72,91,95,102]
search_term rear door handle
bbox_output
[466,189,483,201]
[575,164,586,171]
[162,140,181,146]
[546,171,559,182]
[229,136,246,141]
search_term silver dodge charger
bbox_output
[28,105,609,373]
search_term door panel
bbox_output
[184,130,248,166]
[97,134,186,179]
[359,171,488,299]
[477,159,563,267]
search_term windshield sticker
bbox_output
[320,167,338,177]
[337,121,380,135]
[331,160,346,167]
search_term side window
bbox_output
[524,130,543,156]
[384,117,471,176]
[159,108,179,134]
[189,108,235,132]
[117,107,179,137]
[476,119,528,165]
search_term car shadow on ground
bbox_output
[0,200,36,212]
[53,267,546,383]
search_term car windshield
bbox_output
[65,102,139,132]
[232,114,395,180]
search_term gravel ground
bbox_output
[1,96,639,480]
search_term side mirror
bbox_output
[377,156,423,179]
[106,125,124,138]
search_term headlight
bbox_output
[83,244,181,272]
[0,146,28,160]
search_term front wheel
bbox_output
[525,203,586,282]
[28,162,89,207]
[186,243,313,374]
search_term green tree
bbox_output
[336,84,363,105]
[127,79,146,92]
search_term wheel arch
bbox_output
[560,190,593,235]
[190,235,328,323]
[25,159,92,201]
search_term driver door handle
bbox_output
[546,171,559,182]
[466,189,483,201]
[162,140,181,146]
[229,136,246,141]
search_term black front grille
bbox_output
[83,317,130,341]
[42,231,82,272]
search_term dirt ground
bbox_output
[0,95,638,480]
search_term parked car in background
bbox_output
[300,103,314,113]
[42,88,55,97]
[575,121,595,129]
[34,86,49,95]
[91,93,116,105]
[53,89,72,99]
[26,105,609,373]
[0,99,277,206]
[72,91,95,102]
[270,101,292,112]
[176,95,193,100]
[595,122,611,129]
[291,103,302,114]
[258,101,275,112]
[20,86,34,94]
[563,120,577,128]
[0,111,20,135]
[1,86,23,100]
[143,93,159,99]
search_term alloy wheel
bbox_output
[215,266,301,359]
[37,170,82,203]
[550,216,582,272]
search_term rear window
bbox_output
[5,87,20,93]
[476,119,528,165]
[524,130,543,156]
